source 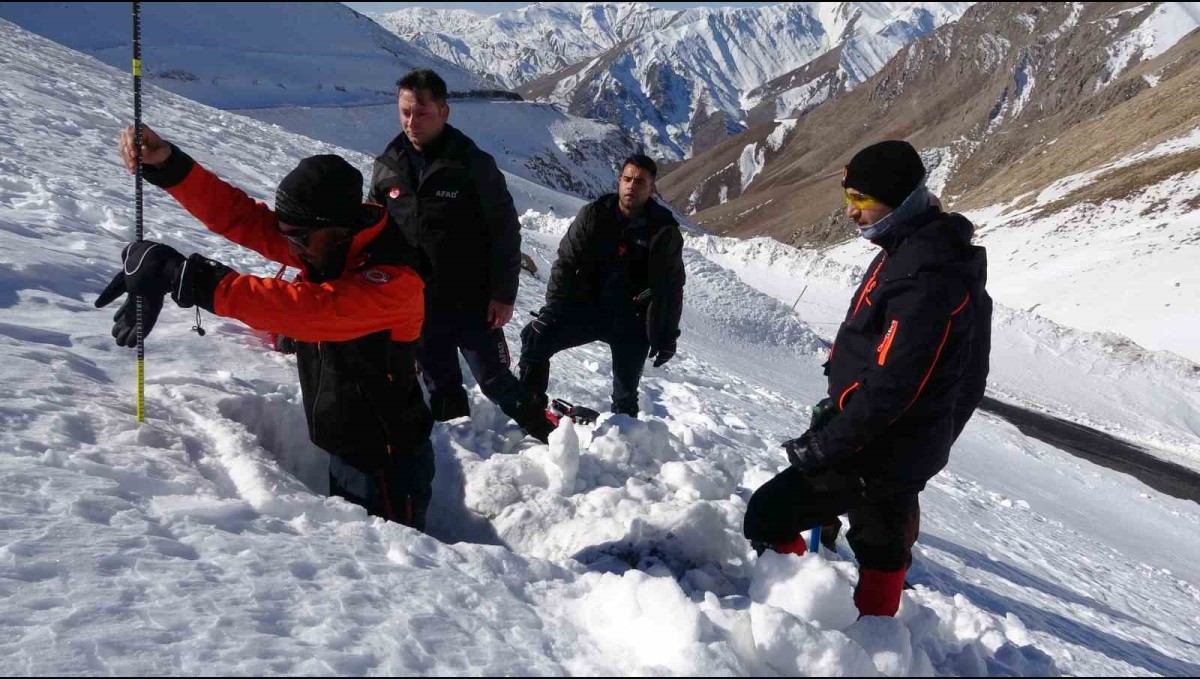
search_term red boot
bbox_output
[774,536,808,556]
[855,568,906,617]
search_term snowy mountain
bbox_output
[235,99,638,201]
[0,2,637,200]
[373,2,683,89]
[659,2,1200,362]
[743,2,973,122]
[0,1,486,108]
[3,17,1200,677]
[518,2,972,159]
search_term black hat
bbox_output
[843,140,926,209]
[274,155,368,229]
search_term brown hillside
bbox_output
[658,2,1200,245]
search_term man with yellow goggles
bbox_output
[744,139,993,619]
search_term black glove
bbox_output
[529,304,560,335]
[810,397,837,431]
[648,340,676,368]
[94,241,185,347]
[782,430,835,475]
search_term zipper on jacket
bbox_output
[851,254,888,319]
[310,342,324,443]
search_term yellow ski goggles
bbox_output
[843,188,885,210]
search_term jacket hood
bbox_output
[883,210,987,289]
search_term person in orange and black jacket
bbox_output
[98,125,436,530]
[743,140,992,618]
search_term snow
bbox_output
[2,17,1200,678]
[920,146,956,196]
[0,2,484,109]
[737,119,797,192]
[767,119,798,151]
[972,163,1200,371]
[0,3,629,202]
[738,142,763,192]
[536,2,972,159]
[769,77,837,118]
[234,99,633,200]
[1035,126,1200,204]
[374,2,681,89]
[688,232,1200,471]
[1104,2,1200,85]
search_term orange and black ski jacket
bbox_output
[144,146,431,471]
[818,208,991,490]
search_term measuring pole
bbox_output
[133,1,145,421]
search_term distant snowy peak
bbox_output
[375,2,683,88]
[521,2,972,160]
[746,3,974,119]
[659,1,1200,250]
[0,1,485,109]
[371,7,485,37]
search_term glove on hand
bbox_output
[782,430,835,475]
[648,340,676,368]
[530,305,560,335]
[94,241,185,347]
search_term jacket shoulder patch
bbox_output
[362,268,391,284]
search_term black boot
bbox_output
[514,398,557,443]
[610,398,638,417]
[429,388,470,422]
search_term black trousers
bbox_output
[517,303,649,416]
[328,439,436,531]
[743,466,920,572]
[417,309,528,422]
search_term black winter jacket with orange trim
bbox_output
[816,207,992,490]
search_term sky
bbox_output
[342,2,775,14]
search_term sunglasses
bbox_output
[277,223,315,248]
[843,188,884,210]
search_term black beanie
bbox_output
[843,140,926,209]
[274,155,366,229]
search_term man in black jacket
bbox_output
[742,140,992,618]
[370,69,554,441]
[518,155,686,417]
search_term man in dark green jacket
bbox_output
[519,155,686,417]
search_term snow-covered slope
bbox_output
[374,2,682,89]
[0,1,485,108]
[689,233,1200,470]
[522,2,971,159]
[0,2,636,201]
[3,18,1200,678]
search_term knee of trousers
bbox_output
[846,521,911,572]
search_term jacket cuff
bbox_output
[143,143,196,189]
[490,285,518,306]
[173,253,235,313]
[811,429,844,468]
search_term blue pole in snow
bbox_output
[807,524,821,554]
